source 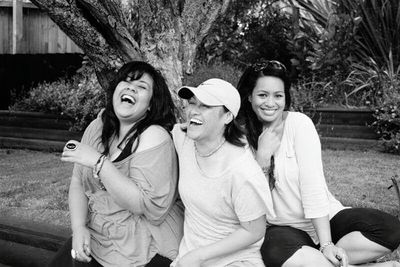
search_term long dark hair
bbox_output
[223,107,246,147]
[101,61,177,155]
[237,60,291,150]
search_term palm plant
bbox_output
[341,0,400,69]
[287,0,400,105]
[291,0,400,68]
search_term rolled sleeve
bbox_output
[294,114,329,218]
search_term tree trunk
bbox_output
[30,0,231,98]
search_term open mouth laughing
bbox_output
[189,118,203,126]
[121,94,135,105]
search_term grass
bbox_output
[0,148,72,228]
[324,150,400,217]
[0,148,399,259]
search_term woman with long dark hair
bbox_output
[49,61,183,267]
[237,60,400,267]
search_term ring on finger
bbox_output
[71,249,77,259]
[66,142,77,151]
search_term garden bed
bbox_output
[0,109,380,151]
[0,111,82,151]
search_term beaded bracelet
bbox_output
[319,241,334,253]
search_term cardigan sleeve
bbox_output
[293,113,330,218]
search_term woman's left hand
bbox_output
[61,140,101,168]
[322,244,349,267]
[176,249,204,267]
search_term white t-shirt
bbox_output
[171,124,275,267]
[267,112,345,243]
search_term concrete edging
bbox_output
[0,216,69,266]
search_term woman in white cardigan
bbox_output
[237,60,400,267]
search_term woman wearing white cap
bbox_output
[171,78,275,267]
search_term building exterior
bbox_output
[0,0,82,54]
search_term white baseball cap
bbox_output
[178,78,241,117]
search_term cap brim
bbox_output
[177,86,222,107]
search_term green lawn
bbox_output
[0,148,399,259]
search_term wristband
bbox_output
[319,241,334,253]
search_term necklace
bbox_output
[194,138,226,157]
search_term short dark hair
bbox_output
[101,61,177,155]
[237,60,291,150]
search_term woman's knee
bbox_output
[365,210,400,250]
[388,220,400,250]
[282,246,332,267]
[332,208,400,250]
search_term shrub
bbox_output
[372,92,400,155]
[291,76,334,111]
[198,0,293,67]
[292,0,400,107]
[183,61,243,87]
[11,64,105,132]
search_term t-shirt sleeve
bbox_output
[293,113,329,218]
[233,178,269,223]
[171,123,186,154]
[128,139,179,225]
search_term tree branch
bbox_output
[180,0,231,74]
[30,0,122,88]
[76,0,141,61]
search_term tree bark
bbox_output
[30,0,231,96]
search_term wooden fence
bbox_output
[0,0,82,54]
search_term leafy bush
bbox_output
[183,61,243,87]
[344,56,400,106]
[291,0,400,107]
[371,91,400,155]
[11,63,105,132]
[198,0,293,67]
[291,77,335,111]
[287,0,360,106]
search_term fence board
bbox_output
[12,0,22,54]
[0,7,12,53]
[0,4,82,54]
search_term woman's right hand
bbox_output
[322,244,348,267]
[72,225,92,262]
[256,122,285,163]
